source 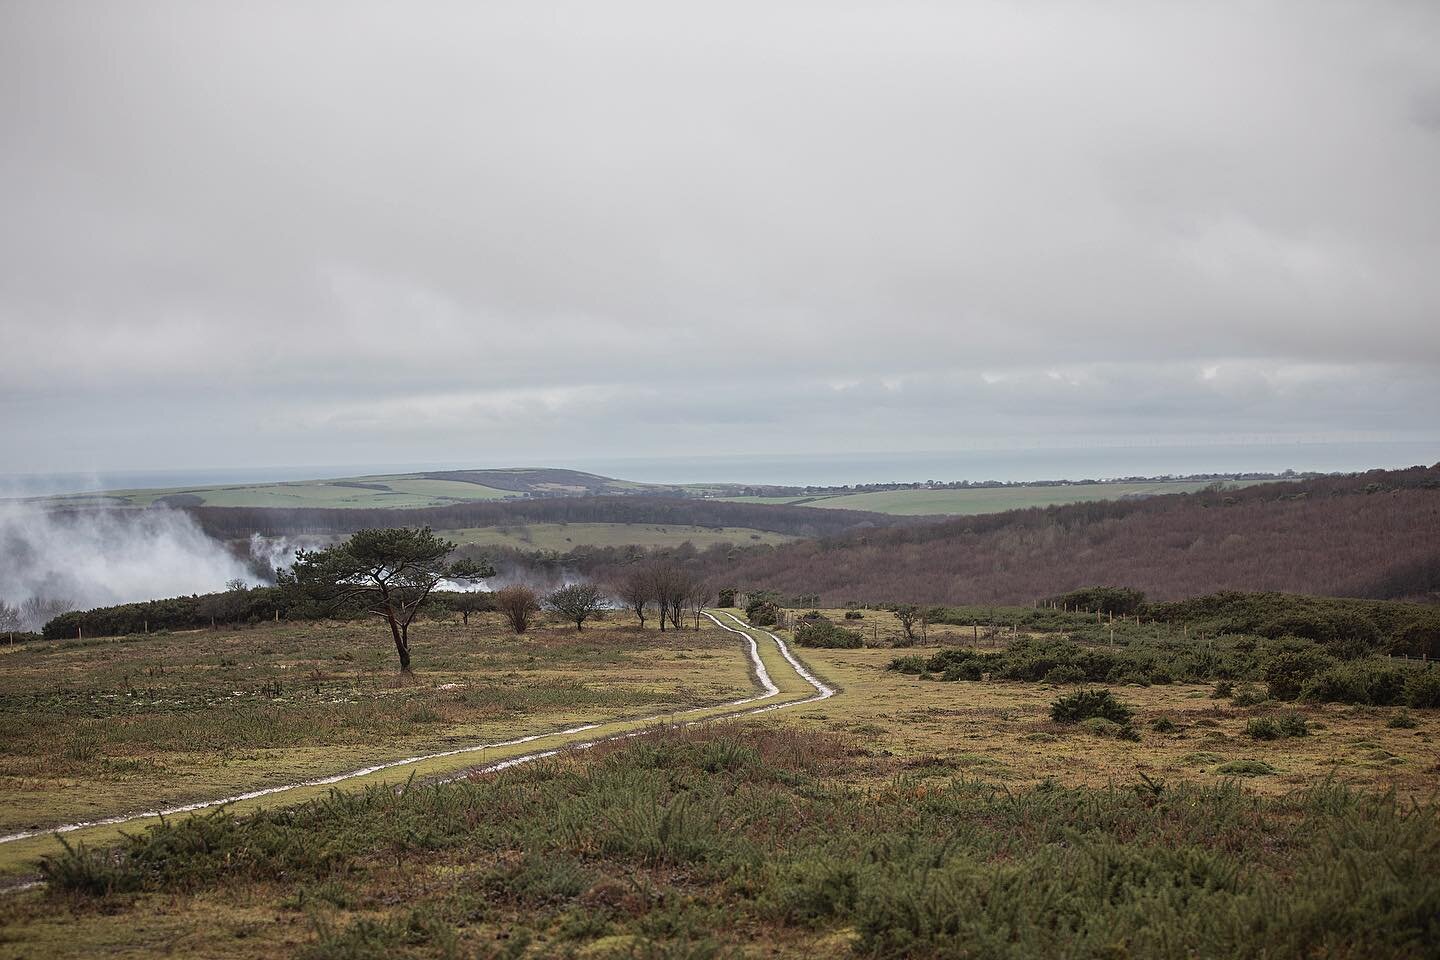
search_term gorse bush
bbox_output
[1387,710,1418,729]
[1050,689,1134,725]
[1264,646,1337,701]
[1405,669,1440,709]
[792,616,863,649]
[1245,714,1309,740]
[1299,661,1409,706]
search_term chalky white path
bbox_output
[0,612,833,848]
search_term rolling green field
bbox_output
[440,522,794,551]
[719,479,1269,515]
[29,468,744,511]
[41,475,520,509]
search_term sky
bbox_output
[2,1,1438,482]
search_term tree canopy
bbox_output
[280,527,492,672]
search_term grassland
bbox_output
[28,468,729,511]
[44,475,522,509]
[0,613,771,862]
[2,607,1437,957]
[782,613,1435,799]
[439,523,793,551]
[719,479,1269,515]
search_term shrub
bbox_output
[1231,685,1268,707]
[844,610,864,620]
[745,598,780,627]
[1042,664,1087,685]
[1245,717,1282,740]
[1212,680,1234,699]
[1245,714,1308,740]
[1050,689,1133,725]
[1276,713,1309,737]
[1151,717,1179,733]
[887,655,927,675]
[793,617,862,649]
[1405,669,1440,709]
[1299,661,1408,706]
[1264,645,1336,701]
[1214,759,1275,776]
[1387,710,1418,729]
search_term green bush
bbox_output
[1050,689,1133,725]
[1042,664,1087,685]
[887,655,927,675]
[1231,684,1268,707]
[1151,717,1180,733]
[1299,661,1408,705]
[793,616,863,649]
[1264,645,1336,701]
[1246,714,1308,740]
[744,597,780,627]
[1387,710,1418,729]
[1214,759,1276,776]
[1212,680,1234,699]
[1404,669,1440,709]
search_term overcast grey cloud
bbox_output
[2,1,1438,478]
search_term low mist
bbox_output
[0,505,265,629]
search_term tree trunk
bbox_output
[387,609,411,672]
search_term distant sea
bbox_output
[3,440,1436,498]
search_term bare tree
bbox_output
[494,585,541,634]
[0,601,21,643]
[20,595,72,632]
[686,581,713,630]
[893,604,921,645]
[615,567,653,628]
[544,582,610,631]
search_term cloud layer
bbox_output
[2,1,1438,473]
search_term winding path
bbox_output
[0,611,833,852]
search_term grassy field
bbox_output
[0,613,768,858]
[29,468,736,511]
[439,523,793,551]
[2,607,1437,957]
[44,475,521,509]
[718,479,1269,515]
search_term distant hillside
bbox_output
[26,465,1308,517]
[717,479,1275,516]
[29,467,720,510]
[180,495,919,542]
[704,466,1440,606]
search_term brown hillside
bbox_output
[710,466,1440,606]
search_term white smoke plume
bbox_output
[0,505,258,629]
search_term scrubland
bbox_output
[1,603,1438,958]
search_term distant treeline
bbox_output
[700,465,1440,607]
[39,587,491,641]
[175,496,912,541]
[731,469,1319,498]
